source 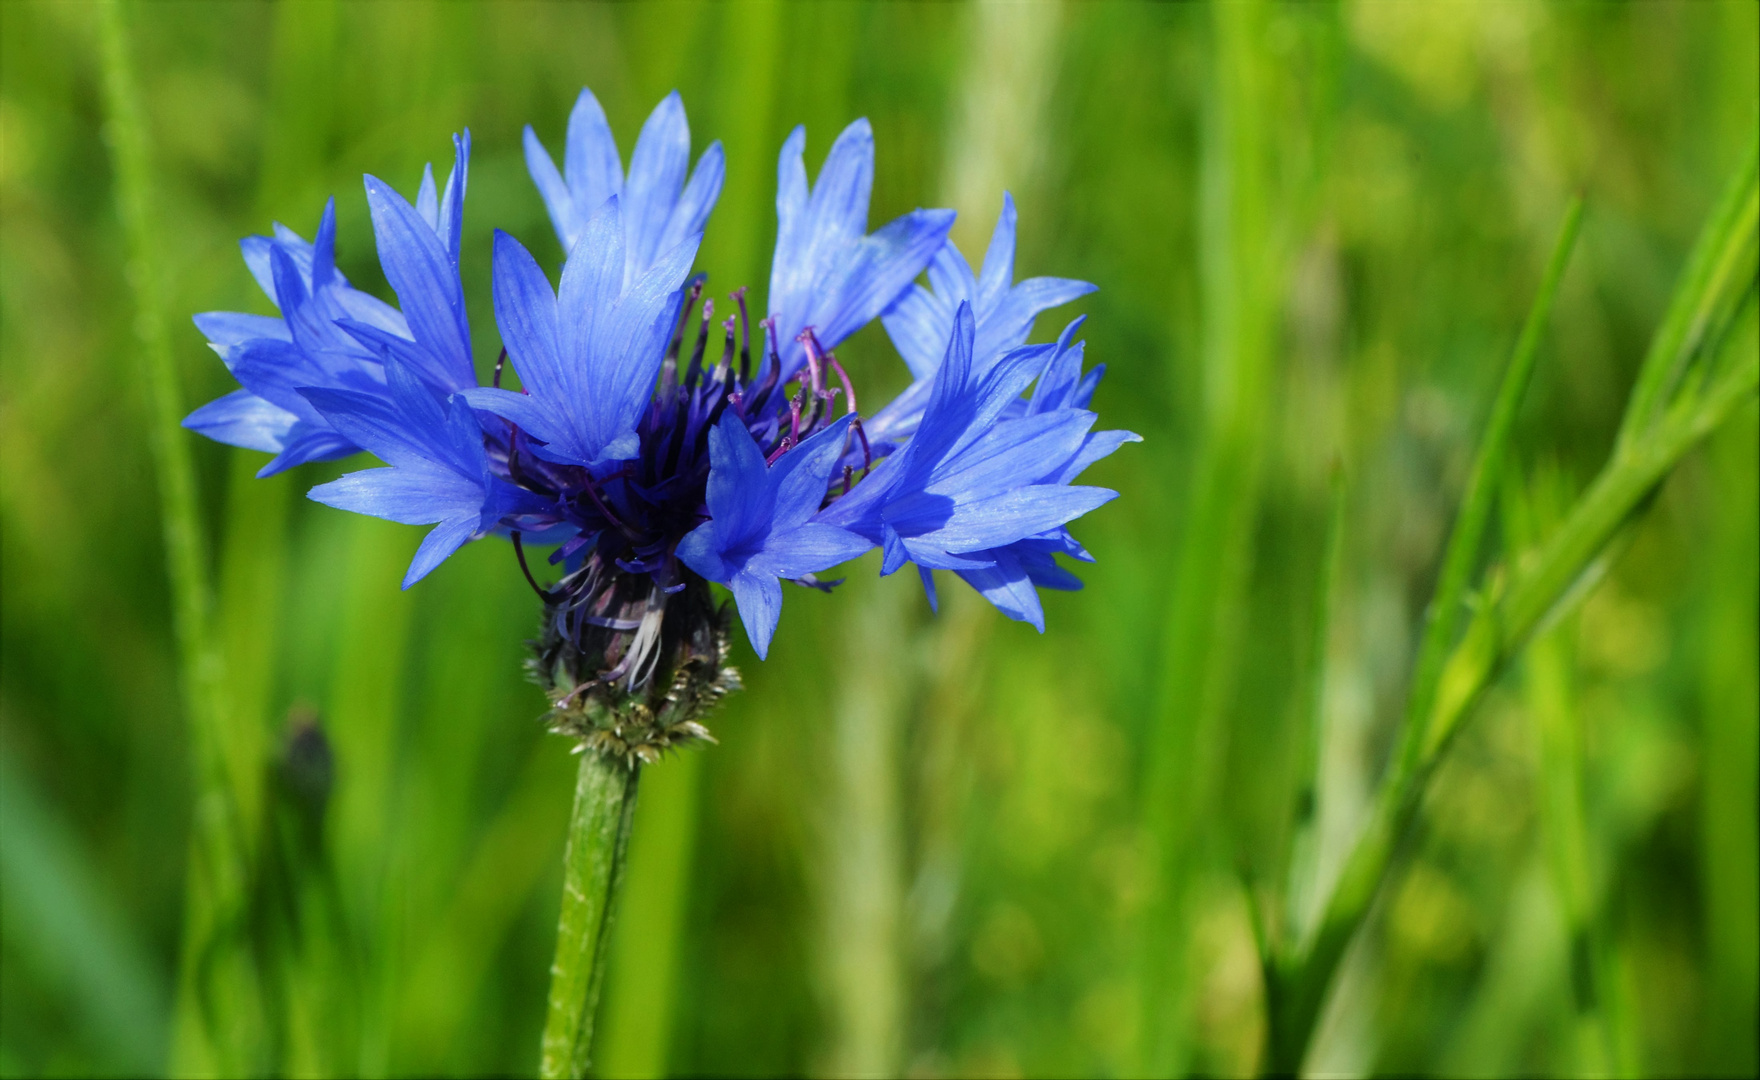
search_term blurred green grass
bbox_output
[1,1,1755,1077]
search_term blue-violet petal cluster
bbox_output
[185,89,1136,739]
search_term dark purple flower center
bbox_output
[489,279,872,690]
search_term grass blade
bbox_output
[1618,135,1759,446]
[1394,196,1583,787]
[1272,152,1759,1075]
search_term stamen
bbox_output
[716,315,736,376]
[579,473,636,538]
[853,414,873,475]
[512,532,559,602]
[733,287,752,381]
[493,346,508,388]
[684,298,714,388]
[825,350,859,415]
[667,277,705,362]
[796,328,831,429]
[753,317,783,399]
[765,396,804,465]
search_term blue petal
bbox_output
[770,414,853,529]
[525,123,579,252]
[228,336,345,418]
[911,484,1118,553]
[416,163,440,230]
[702,411,773,547]
[565,88,623,228]
[364,172,475,391]
[879,284,954,381]
[925,239,976,309]
[336,318,465,399]
[623,91,691,284]
[308,460,483,526]
[459,386,567,452]
[955,548,1046,632]
[257,421,358,477]
[731,569,783,659]
[559,197,626,384]
[975,191,1018,311]
[979,276,1097,365]
[806,118,875,254]
[676,520,728,583]
[650,139,724,281]
[812,208,958,355]
[925,410,1096,499]
[748,523,871,579]
[918,566,939,613]
[769,125,810,305]
[437,130,470,261]
[1053,428,1143,485]
[403,515,479,589]
[590,227,700,464]
[194,311,290,349]
[490,230,565,399]
[182,389,297,453]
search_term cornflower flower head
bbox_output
[184,89,1136,761]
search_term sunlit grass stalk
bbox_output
[95,1,263,1073]
[1279,465,1347,947]
[1268,139,1759,1074]
[540,754,641,1079]
[1699,399,1760,1076]
[1139,0,1275,1071]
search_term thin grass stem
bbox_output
[95,2,261,1073]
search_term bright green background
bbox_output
[1,1,1755,1076]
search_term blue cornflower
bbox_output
[185,87,1133,752]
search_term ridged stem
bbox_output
[95,2,255,1073]
[540,753,641,1079]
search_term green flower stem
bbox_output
[596,750,703,1080]
[1266,148,1759,1075]
[540,753,641,1080]
[96,2,258,1073]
